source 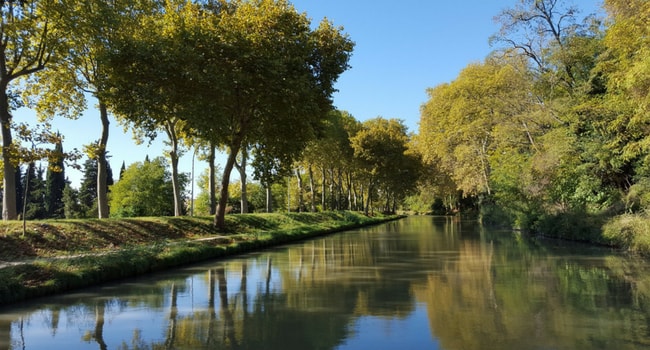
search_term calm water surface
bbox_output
[1,216,650,349]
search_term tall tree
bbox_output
[28,0,157,219]
[351,118,414,214]
[203,1,353,228]
[78,158,113,218]
[0,0,68,220]
[23,163,45,220]
[103,0,198,217]
[62,180,83,219]
[44,138,65,218]
[106,0,353,228]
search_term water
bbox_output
[1,216,650,349]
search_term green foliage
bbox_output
[44,140,65,218]
[101,0,354,228]
[78,158,113,218]
[0,0,72,220]
[602,213,650,254]
[413,1,650,239]
[62,182,84,219]
[109,157,185,217]
[22,163,46,220]
[350,117,421,213]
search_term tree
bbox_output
[188,0,354,228]
[78,158,114,218]
[104,0,352,226]
[0,0,69,220]
[44,138,65,218]
[62,180,84,219]
[109,156,184,217]
[491,0,596,94]
[27,0,157,219]
[103,0,203,217]
[235,146,250,214]
[300,110,360,211]
[22,163,45,220]
[252,143,294,213]
[194,165,221,216]
[418,55,547,199]
[598,0,650,173]
[351,118,416,214]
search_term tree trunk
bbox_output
[346,171,352,211]
[337,168,343,210]
[321,167,326,211]
[295,168,304,212]
[208,142,217,215]
[166,120,183,216]
[364,181,373,215]
[215,142,241,230]
[96,102,110,219]
[22,163,32,235]
[236,147,248,214]
[308,165,315,212]
[385,191,390,213]
[329,168,335,210]
[265,186,273,213]
[359,183,364,213]
[1,86,17,220]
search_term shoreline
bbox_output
[0,212,403,306]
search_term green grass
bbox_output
[602,213,650,255]
[0,211,400,305]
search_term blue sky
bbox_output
[14,0,605,190]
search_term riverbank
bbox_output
[0,211,401,306]
[525,211,650,256]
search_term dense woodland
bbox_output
[2,0,650,240]
[417,0,650,239]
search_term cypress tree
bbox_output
[119,161,126,180]
[23,163,46,220]
[62,179,83,218]
[45,140,66,218]
[78,158,97,216]
[15,166,23,215]
[78,157,114,217]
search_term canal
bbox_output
[1,216,650,349]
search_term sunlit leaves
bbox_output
[419,56,542,197]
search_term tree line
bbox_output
[1,0,425,225]
[0,0,356,228]
[415,0,650,234]
[11,0,641,237]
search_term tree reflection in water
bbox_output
[1,217,650,350]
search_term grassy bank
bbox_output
[480,202,650,256]
[0,211,400,306]
[515,211,650,256]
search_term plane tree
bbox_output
[351,118,417,215]
[186,0,354,229]
[0,0,72,220]
[300,110,360,211]
[24,0,158,218]
[103,0,201,216]
[104,0,352,226]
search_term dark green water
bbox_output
[1,216,650,349]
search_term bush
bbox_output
[602,213,650,254]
